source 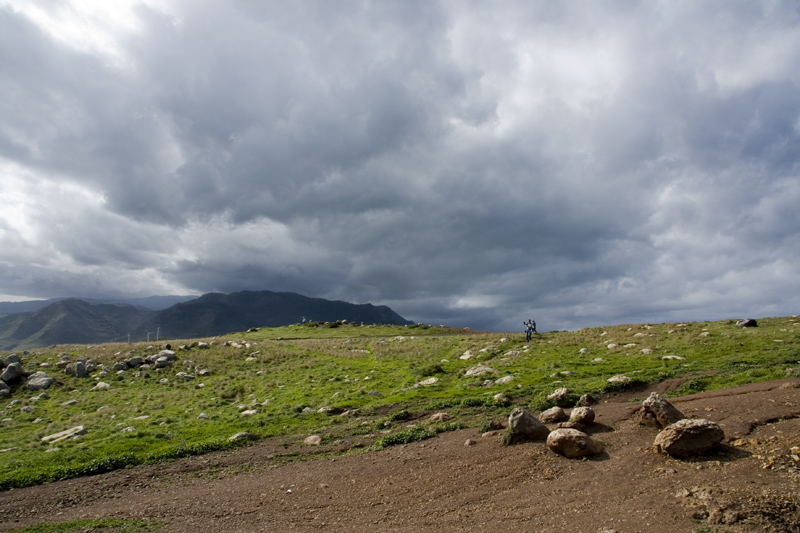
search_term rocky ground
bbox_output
[1,378,799,533]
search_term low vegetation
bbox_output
[1,317,798,491]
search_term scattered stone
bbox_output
[736,318,758,328]
[0,381,9,398]
[60,399,78,407]
[120,427,136,433]
[577,393,597,407]
[639,392,685,428]
[662,355,685,361]
[539,406,568,423]
[579,348,590,354]
[546,428,604,458]
[229,432,259,442]
[547,388,569,402]
[20,405,35,413]
[465,364,496,377]
[197,413,209,420]
[367,391,383,397]
[654,418,725,456]
[240,409,258,416]
[1,362,24,382]
[304,435,322,445]
[175,372,195,380]
[158,349,177,360]
[641,348,653,355]
[430,412,453,422]
[74,361,88,378]
[556,421,586,431]
[607,375,630,383]
[493,393,509,404]
[607,344,618,350]
[42,426,87,443]
[495,375,514,385]
[502,407,549,444]
[569,406,596,425]
[197,342,210,349]
[464,439,477,446]
[93,382,111,390]
[591,358,604,363]
[26,372,54,391]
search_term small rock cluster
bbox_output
[500,405,603,458]
[639,392,724,455]
[496,391,726,460]
[2,352,56,399]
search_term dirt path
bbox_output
[2,379,799,533]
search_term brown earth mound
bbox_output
[2,379,799,532]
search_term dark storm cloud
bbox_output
[1,0,799,330]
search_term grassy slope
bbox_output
[1,317,798,490]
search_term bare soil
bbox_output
[2,379,800,533]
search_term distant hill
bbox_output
[0,299,153,350]
[142,290,412,340]
[0,290,412,350]
[0,295,194,316]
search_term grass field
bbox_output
[1,316,798,490]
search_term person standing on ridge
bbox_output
[524,319,535,341]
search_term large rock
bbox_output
[639,392,685,428]
[0,381,9,397]
[158,349,177,360]
[736,318,758,327]
[1,362,24,383]
[27,372,55,391]
[654,418,725,456]
[75,361,88,378]
[547,428,604,458]
[503,408,549,444]
[154,356,173,368]
[539,406,568,423]
[569,406,596,425]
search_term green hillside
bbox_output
[1,316,798,490]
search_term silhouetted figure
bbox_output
[524,319,536,341]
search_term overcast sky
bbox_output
[1,1,799,332]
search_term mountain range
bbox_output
[0,290,412,350]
